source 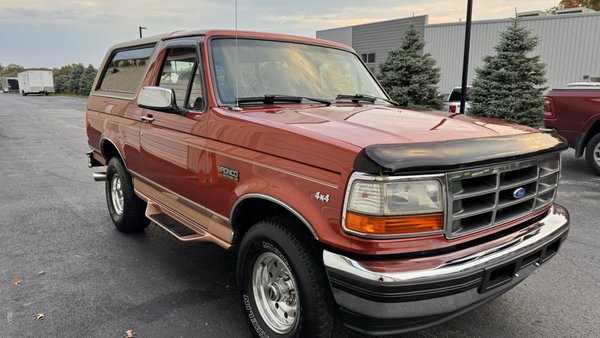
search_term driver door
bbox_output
[138,41,210,217]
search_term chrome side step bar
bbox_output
[146,202,204,241]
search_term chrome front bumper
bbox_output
[323,204,569,335]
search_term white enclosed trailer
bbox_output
[17,70,55,95]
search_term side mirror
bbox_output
[137,86,177,111]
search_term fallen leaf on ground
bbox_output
[11,278,22,286]
[36,313,44,320]
[123,329,136,338]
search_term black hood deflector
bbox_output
[354,132,568,175]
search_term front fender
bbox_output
[228,173,351,250]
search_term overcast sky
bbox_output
[1,0,559,68]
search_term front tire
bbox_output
[105,157,150,232]
[585,133,600,175]
[237,217,337,337]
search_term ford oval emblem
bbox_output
[513,187,526,199]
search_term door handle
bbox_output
[141,115,155,122]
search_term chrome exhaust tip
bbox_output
[93,171,107,182]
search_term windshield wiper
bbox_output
[236,94,331,106]
[336,94,399,106]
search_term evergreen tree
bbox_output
[58,64,74,76]
[78,64,97,95]
[68,63,85,94]
[378,24,442,109]
[468,20,546,127]
[54,74,69,93]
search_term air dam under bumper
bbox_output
[323,204,569,335]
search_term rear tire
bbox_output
[585,133,600,175]
[105,157,150,232]
[237,217,337,337]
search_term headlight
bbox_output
[348,180,442,215]
[344,177,444,237]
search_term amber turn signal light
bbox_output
[345,212,444,236]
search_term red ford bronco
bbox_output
[86,30,570,336]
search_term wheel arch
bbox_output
[100,137,127,168]
[230,194,319,245]
[581,119,600,153]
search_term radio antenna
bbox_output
[233,0,241,111]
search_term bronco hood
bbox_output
[241,105,567,174]
[243,105,536,147]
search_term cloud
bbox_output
[259,0,558,29]
[76,1,98,8]
[255,0,557,38]
[265,14,377,27]
[0,0,559,68]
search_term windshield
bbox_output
[210,38,387,105]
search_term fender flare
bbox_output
[230,193,319,240]
[100,136,128,170]
[577,117,600,157]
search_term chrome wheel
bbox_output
[594,142,600,166]
[252,252,299,334]
[110,174,124,215]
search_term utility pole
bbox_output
[460,0,473,114]
[139,26,147,39]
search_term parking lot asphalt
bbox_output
[0,94,598,338]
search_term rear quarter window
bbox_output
[98,46,155,94]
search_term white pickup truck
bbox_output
[442,86,471,113]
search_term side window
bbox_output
[98,46,154,93]
[158,47,204,110]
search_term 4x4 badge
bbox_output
[314,192,330,203]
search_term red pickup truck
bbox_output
[544,87,600,174]
[86,30,569,336]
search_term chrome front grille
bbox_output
[445,154,560,238]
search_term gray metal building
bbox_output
[316,11,600,95]
[317,16,428,75]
